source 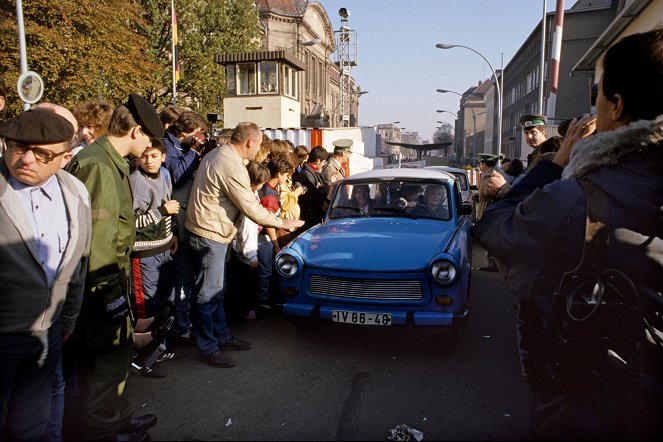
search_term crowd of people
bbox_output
[0,81,354,441]
[1,27,662,442]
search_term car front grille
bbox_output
[309,275,423,301]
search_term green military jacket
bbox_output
[67,137,135,348]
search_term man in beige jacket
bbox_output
[185,122,303,368]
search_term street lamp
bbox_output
[436,43,503,159]
[436,110,458,118]
[285,39,321,51]
[436,89,463,97]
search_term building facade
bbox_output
[216,0,363,129]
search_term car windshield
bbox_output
[328,179,451,221]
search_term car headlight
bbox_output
[275,253,300,277]
[431,259,457,285]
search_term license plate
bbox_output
[331,310,393,326]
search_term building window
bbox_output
[259,61,278,94]
[226,65,236,96]
[237,63,257,95]
[311,56,317,99]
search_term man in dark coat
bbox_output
[292,146,328,231]
[473,29,663,440]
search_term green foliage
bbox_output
[0,0,260,118]
[0,0,158,117]
[157,0,260,116]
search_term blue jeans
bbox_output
[47,355,65,441]
[173,228,194,336]
[0,321,62,440]
[188,234,231,355]
[257,235,274,303]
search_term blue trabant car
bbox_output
[274,168,472,335]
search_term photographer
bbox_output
[473,29,663,440]
[163,110,207,341]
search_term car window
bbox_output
[328,179,451,220]
[450,172,469,191]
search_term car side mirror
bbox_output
[458,202,472,216]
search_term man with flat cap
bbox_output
[520,114,548,173]
[0,109,91,440]
[66,94,163,441]
[321,138,352,192]
[475,153,506,272]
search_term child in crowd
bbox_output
[256,154,294,310]
[129,139,184,377]
[226,161,271,320]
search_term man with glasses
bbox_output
[66,94,163,442]
[0,108,91,440]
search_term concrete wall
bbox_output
[224,95,301,128]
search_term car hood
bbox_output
[288,218,456,271]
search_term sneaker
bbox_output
[218,337,252,351]
[157,351,185,362]
[199,351,235,368]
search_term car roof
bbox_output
[424,166,469,175]
[345,168,456,183]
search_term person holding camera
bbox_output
[162,110,207,342]
[473,29,663,440]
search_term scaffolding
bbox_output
[334,11,357,127]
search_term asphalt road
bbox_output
[126,243,530,441]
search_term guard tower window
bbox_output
[259,61,278,94]
[237,63,257,95]
[283,65,297,98]
[226,65,236,96]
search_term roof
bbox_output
[214,49,306,71]
[572,0,654,75]
[344,168,456,183]
[255,0,307,17]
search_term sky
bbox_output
[318,0,562,142]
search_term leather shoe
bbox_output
[115,431,150,441]
[218,337,252,351]
[120,414,157,433]
[199,350,235,368]
[478,264,499,272]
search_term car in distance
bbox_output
[275,168,472,339]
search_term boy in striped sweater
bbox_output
[130,139,183,374]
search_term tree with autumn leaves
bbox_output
[0,0,260,118]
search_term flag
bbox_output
[172,1,180,84]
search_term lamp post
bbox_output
[436,43,503,159]
[286,39,321,50]
[436,88,462,97]
[436,110,458,118]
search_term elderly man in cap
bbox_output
[0,108,91,440]
[520,114,548,172]
[66,94,163,441]
[321,138,352,192]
